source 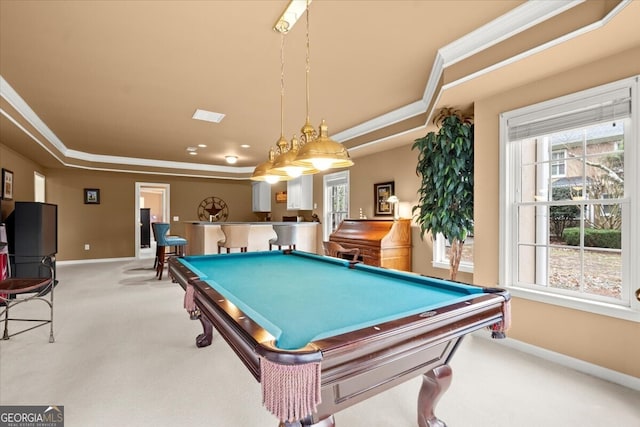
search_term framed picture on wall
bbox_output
[275,191,287,203]
[374,181,394,216]
[2,169,14,200]
[84,188,100,204]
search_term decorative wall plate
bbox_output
[197,196,229,222]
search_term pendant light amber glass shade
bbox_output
[251,148,291,183]
[271,135,317,177]
[294,120,353,170]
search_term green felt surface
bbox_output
[180,251,482,350]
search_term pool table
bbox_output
[168,250,510,427]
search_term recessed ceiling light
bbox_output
[198,144,207,148]
[192,109,225,123]
[189,152,198,156]
[225,155,238,164]
[186,146,198,152]
[241,144,250,149]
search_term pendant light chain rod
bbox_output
[280,32,286,140]
[299,0,316,145]
[305,0,311,124]
[277,0,353,173]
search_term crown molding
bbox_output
[442,0,632,93]
[1,1,593,176]
[0,75,253,176]
[335,1,583,146]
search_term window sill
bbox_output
[432,261,474,274]
[506,285,640,323]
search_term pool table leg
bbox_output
[280,414,335,427]
[417,364,452,427]
[195,313,213,348]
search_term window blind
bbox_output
[507,87,631,141]
[324,171,349,186]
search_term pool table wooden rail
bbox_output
[168,255,509,426]
[290,293,506,422]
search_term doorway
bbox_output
[135,182,170,259]
[34,172,46,202]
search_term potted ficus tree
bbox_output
[412,107,474,280]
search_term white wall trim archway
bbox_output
[135,182,170,259]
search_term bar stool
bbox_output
[218,224,251,253]
[269,224,297,250]
[323,241,360,261]
[151,221,160,270]
[152,223,187,280]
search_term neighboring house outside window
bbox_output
[551,149,567,177]
[500,76,638,321]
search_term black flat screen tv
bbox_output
[6,202,58,278]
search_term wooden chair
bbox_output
[269,224,297,250]
[218,224,251,253]
[322,241,360,261]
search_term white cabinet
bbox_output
[252,182,271,212]
[287,175,313,210]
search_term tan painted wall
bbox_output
[474,46,640,377]
[140,190,163,222]
[0,164,254,261]
[267,180,314,223]
[0,144,45,218]
[310,146,473,283]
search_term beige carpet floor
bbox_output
[1,258,638,426]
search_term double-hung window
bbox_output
[323,171,349,241]
[500,76,639,320]
[433,233,474,273]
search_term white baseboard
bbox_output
[56,257,136,266]
[472,331,640,391]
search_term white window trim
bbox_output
[322,171,350,241]
[499,76,640,323]
[432,233,474,273]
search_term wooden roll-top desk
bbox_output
[329,219,412,271]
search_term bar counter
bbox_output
[183,221,320,255]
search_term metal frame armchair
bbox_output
[0,255,56,343]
